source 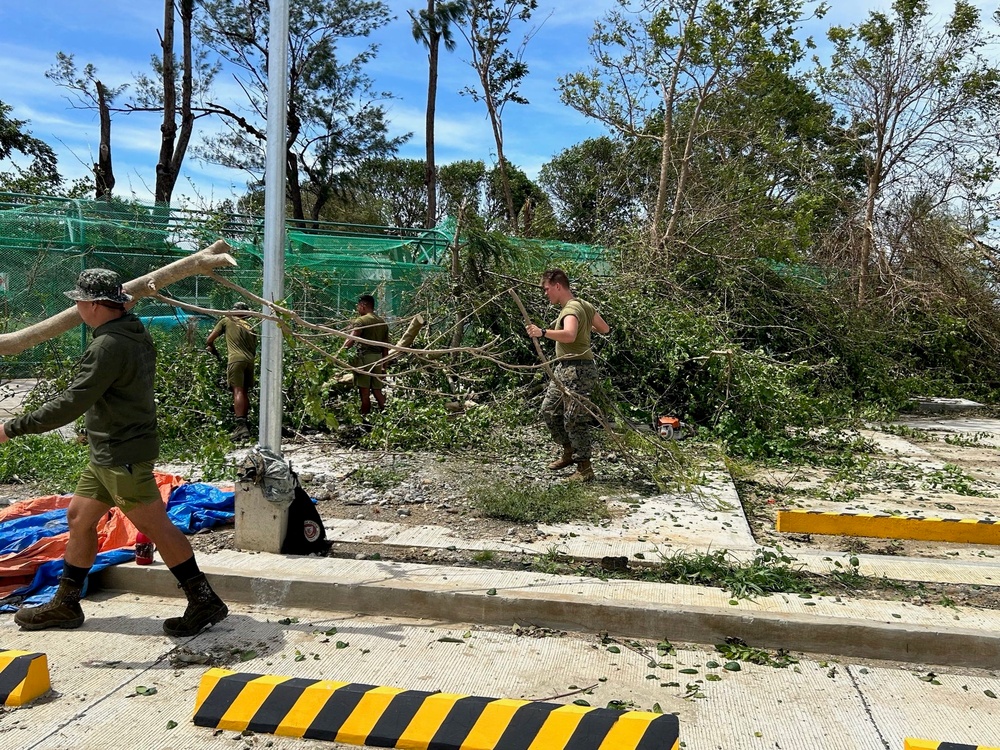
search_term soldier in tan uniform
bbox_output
[344,294,390,417]
[206,301,258,441]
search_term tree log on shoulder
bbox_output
[0,239,237,356]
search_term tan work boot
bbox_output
[230,418,251,442]
[567,459,595,482]
[547,444,575,471]
[14,579,85,631]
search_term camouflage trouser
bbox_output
[539,361,599,460]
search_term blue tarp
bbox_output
[0,482,234,611]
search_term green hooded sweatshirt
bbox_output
[5,313,159,466]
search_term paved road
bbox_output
[2,591,999,750]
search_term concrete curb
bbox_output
[98,558,1000,671]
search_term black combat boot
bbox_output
[14,578,85,631]
[163,573,229,637]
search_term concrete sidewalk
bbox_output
[4,591,999,750]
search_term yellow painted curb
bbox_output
[193,668,679,750]
[0,650,50,706]
[776,509,1000,544]
[905,738,1000,750]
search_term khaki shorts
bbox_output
[76,461,161,513]
[353,350,385,390]
[227,359,254,390]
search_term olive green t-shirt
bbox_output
[211,316,257,364]
[353,312,390,353]
[553,298,595,361]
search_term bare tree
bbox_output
[458,0,538,232]
[195,0,404,224]
[813,0,1000,302]
[134,0,215,205]
[46,56,127,200]
[559,0,822,257]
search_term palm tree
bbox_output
[409,0,468,229]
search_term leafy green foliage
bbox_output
[0,434,87,492]
[470,480,609,524]
[715,639,798,668]
[0,100,61,194]
[149,330,241,479]
[647,547,817,600]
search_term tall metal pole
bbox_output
[259,0,290,451]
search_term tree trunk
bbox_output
[94,81,115,200]
[425,18,440,229]
[0,240,238,356]
[287,102,303,221]
[154,0,195,206]
[155,0,177,204]
[287,150,303,222]
[651,105,672,251]
[662,87,711,249]
[858,155,884,304]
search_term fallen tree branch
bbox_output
[0,239,237,355]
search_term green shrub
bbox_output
[470,480,609,524]
[0,434,87,493]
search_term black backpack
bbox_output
[281,481,332,555]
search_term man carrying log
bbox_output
[0,269,228,636]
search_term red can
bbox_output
[135,532,155,565]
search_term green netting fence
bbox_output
[0,193,451,377]
[0,192,613,379]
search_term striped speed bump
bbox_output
[0,650,50,706]
[193,668,679,749]
[776,509,1000,545]
[905,739,1000,750]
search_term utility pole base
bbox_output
[234,482,289,553]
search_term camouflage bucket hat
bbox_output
[64,268,132,304]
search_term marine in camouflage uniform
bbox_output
[527,269,611,481]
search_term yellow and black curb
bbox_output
[193,668,679,749]
[905,738,1000,749]
[776,509,1000,545]
[0,650,50,706]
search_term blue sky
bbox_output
[0,0,987,206]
